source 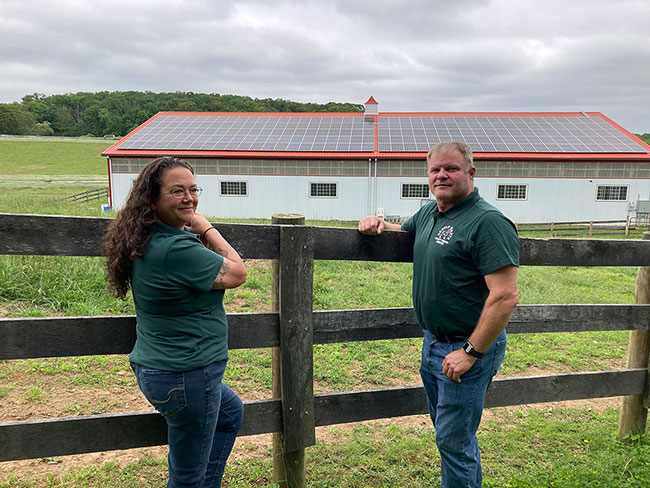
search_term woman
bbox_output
[103,156,247,487]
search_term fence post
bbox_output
[270,214,314,488]
[550,222,555,237]
[588,220,593,238]
[626,216,630,237]
[618,231,650,439]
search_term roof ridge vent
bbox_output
[364,96,378,115]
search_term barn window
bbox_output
[401,183,430,199]
[497,184,527,200]
[220,181,248,196]
[596,185,628,201]
[310,182,338,198]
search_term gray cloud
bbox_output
[0,0,648,132]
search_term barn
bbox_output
[102,97,650,223]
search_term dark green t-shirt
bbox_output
[129,222,227,371]
[401,189,519,337]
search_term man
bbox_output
[359,141,519,487]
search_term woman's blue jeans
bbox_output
[419,329,506,488]
[131,361,244,488]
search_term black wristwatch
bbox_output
[462,341,483,358]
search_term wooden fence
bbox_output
[1,213,650,486]
[516,218,638,237]
[63,187,109,204]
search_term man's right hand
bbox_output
[359,216,403,235]
[358,215,385,235]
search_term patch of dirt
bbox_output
[20,165,47,169]
[0,303,33,318]
[225,294,270,313]
[242,259,272,271]
[508,360,627,377]
[0,397,624,483]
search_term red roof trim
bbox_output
[365,96,378,104]
[102,148,650,162]
[379,111,593,118]
[155,111,365,117]
[103,149,376,160]
[379,151,650,161]
[471,152,650,161]
[130,110,594,118]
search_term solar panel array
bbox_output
[118,115,376,152]
[378,116,645,153]
[116,114,647,154]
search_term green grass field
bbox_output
[0,138,109,176]
[1,138,649,487]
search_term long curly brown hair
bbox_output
[102,157,195,299]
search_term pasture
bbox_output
[0,138,649,487]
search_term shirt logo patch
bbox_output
[435,225,454,245]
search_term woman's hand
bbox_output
[185,212,212,237]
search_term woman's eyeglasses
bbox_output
[163,188,203,198]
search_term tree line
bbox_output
[0,91,363,138]
[0,91,648,145]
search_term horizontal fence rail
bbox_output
[3,213,650,265]
[3,305,650,360]
[1,213,650,466]
[2,368,646,463]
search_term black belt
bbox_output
[434,334,467,343]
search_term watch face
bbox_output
[463,341,482,358]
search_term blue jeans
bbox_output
[419,329,506,488]
[131,361,244,488]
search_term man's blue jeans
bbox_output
[131,361,244,488]
[419,329,506,488]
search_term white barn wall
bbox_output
[376,177,648,223]
[110,174,137,210]
[197,175,371,220]
[375,177,431,219]
[110,171,649,223]
[111,172,430,220]
[111,173,372,221]
[476,177,648,223]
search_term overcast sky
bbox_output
[1,0,649,132]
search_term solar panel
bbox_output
[377,116,646,153]
[116,113,647,154]
[118,115,376,152]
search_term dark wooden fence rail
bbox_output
[1,213,650,465]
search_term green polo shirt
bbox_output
[401,189,519,337]
[129,222,227,371]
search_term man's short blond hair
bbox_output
[426,141,474,173]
